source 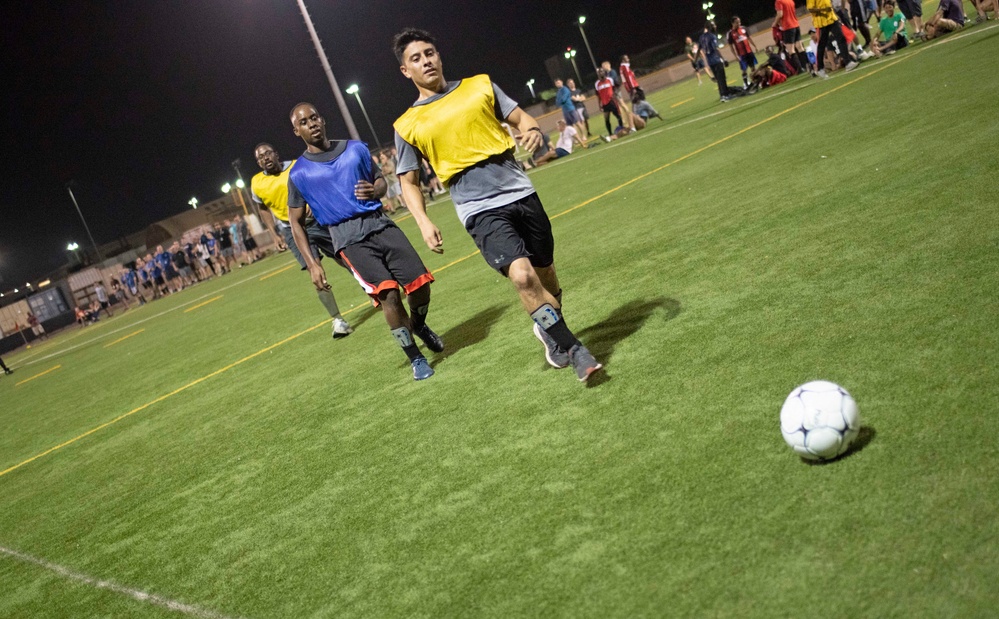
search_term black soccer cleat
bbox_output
[414,324,444,353]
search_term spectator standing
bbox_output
[618,55,640,100]
[27,312,47,340]
[600,60,635,131]
[700,21,732,101]
[554,79,589,148]
[728,17,761,87]
[685,37,708,85]
[807,0,858,77]
[774,0,810,74]
[566,79,591,137]
[94,282,114,317]
[595,69,624,136]
[894,0,926,39]
[378,151,404,214]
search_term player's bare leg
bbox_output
[506,258,601,381]
[379,287,434,380]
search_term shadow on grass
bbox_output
[347,305,380,330]
[430,304,509,367]
[575,297,682,366]
[803,425,877,466]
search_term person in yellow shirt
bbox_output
[251,143,353,339]
[391,28,602,383]
[808,0,858,77]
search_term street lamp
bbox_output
[577,16,599,74]
[345,84,382,149]
[526,78,536,99]
[66,183,105,266]
[221,180,249,215]
[67,242,80,251]
[295,0,361,141]
[564,48,583,86]
[189,197,199,209]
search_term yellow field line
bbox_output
[0,40,954,479]
[14,365,61,387]
[259,263,296,280]
[182,295,223,313]
[103,329,145,349]
[670,97,695,108]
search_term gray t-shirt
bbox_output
[394,80,536,227]
[287,141,392,254]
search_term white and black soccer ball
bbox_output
[780,380,860,461]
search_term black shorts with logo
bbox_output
[464,193,554,274]
[339,225,433,298]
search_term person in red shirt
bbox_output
[773,0,809,75]
[618,55,639,98]
[595,69,623,138]
[750,65,788,90]
[727,16,760,88]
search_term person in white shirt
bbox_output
[532,120,588,166]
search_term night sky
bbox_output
[2,0,762,288]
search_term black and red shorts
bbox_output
[339,226,433,298]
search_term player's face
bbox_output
[885,3,895,14]
[255,145,281,174]
[291,105,327,147]
[567,79,576,89]
[400,41,444,90]
[733,18,741,28]
[555,79,563,88]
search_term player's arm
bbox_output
[354,157,387,202]
[774,7,784,27]
[399,169,442,254]
[288,204,327,291]
[505,106,543,153]
[728,36,741,62]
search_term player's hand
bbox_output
[419,222,444,254]
[308,263,330,291]
[517,129,543,153]
[354,180,376,200]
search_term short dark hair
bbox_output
[393,28,436,63]
[732,15,741,23]
[289,102,315,120]
[254,142,274,153]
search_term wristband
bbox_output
[527,127,542,134]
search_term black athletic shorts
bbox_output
[339,225,433,298]
[601,101,619,114]
[244,236,257,251]
[281,221,341,270]
[464,192,554,274]
[896,0,922,19]
[154,275,165,286]
[781,27,802,45]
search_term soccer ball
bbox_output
[780,380,860,461]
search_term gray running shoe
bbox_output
[568,344,603,383]
[412,356,434,381]
[533,323,570,369]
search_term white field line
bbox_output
[532,22,997,174]
[14,260,296,369]
[0,544,241,619]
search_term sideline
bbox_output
[0,544,238,619]
[2,24,993,479]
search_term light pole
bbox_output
[222,180,249,215]
[188,197,199,209]
[345,84,382,149]
[295,0,361,141]
[526,78,536,99]
[564,48,583,86]
[577,16,599,74]
[66,183,105,265]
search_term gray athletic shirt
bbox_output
[394,80,536,227]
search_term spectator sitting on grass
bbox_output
[971,0,994,22]
[631,87,664,123]
[925,0,965,38]
[532,123,587,167]
[750,65,788,90]
[872,0,908,56]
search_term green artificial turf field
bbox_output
[2,23,998,619]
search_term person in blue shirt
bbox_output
[554,79,589,148]
[699,21,732,101]
[286,102,442,381]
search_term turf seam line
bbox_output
[670,97,695,108]
[259,263,296,280]
[0,544,240,619]
[103,329,145,349]
[14,365,61,387]
[183,295,224,313]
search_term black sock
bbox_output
[531,304,580,351]
[410,303,429,330]
[391,327,423,362]
[797,51,809,72]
